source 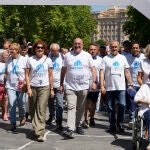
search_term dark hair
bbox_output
[131,41,140,47]
[88,43,99,49]
[32,40,47,54]
[100,45,106,49]
[122,40,132,47]
[21,45,27,49]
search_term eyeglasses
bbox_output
[36,46,44,49]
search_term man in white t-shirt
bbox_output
[47,43,64,130]
[83,44,102,128]
[125,42,145,127]
[100,40,133,132]
[59,38,97,138]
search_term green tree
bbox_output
[123,6,150,47]
[0,6,96,49]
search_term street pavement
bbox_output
[0,109,148,150]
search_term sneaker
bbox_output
[117,124,125,132]
[25,112,29,120]
[56,124,63,131]
[82,120,89,128]
[76,127,84,135]
[63,129,74,139]
[89,117,95,127]
[8,125,17,133]
[20,117,26,126]
[3,114,8,121]
[107,126,116,133]
[37,135,46,142]
[128,121,133,129]
[46,116,55,125]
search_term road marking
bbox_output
[48,133,132,139]
[17,130,52,150]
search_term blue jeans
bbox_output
[106,90,126,128]
[126,86,139,121]
[48,88,64,125]
[144,110,150,142]
[6,88,26,126]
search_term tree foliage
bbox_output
[0,6,96,48]
[123,6,150,47]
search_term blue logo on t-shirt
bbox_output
[71,60,83,70]
[113,61,120,67]
[35,64,45,76]
[1,68,6,73]
[53,62,60,71]
[133,61,140,69]
[12,65,19,73]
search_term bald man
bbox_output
[100,41,133,133]
[59,38,97,138]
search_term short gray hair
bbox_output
[49,43,60,51]
[0,49,8,61]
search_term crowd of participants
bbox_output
[0,38,150,148]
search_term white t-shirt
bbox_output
[26,55,52,87]
[89,55,102,92]
[101,53,129,91]
[5,55,27,90]
[127,53,145,87]
[134,84,150,117]
[48,53,63,88]
[0,62,6,84]
[64,50,94,91]
[138,58,150,84]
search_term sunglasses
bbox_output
[36,46,44,49]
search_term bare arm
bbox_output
[25,68,32,97]
[59,67,67,93]
[90,66,97,90]
[100,69,106,94]
[125,68,133,87]
[137,99,150,105]
[49,68,54,97]
[137,72,143,86]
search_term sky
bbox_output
[91,5,127,12]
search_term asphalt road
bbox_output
[0,109,148,150]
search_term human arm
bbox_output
[100,69,106,94]
[25,68,32,97]
[59,66,67,93]
[49,67,54,97]
[137,72,143,86]
[90,66,97,90]
[124,68,133,89]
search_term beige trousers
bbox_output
[65,89,88,131]
[29,86,49,137]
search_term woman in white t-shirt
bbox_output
[0,50,9,121]
[25,40,54,142]
[138,44,150,86]
[5,43,27,131]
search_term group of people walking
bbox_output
[0,38,150,148]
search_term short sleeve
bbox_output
[100,58,106,70]
[123,56,130,69]
[138,61,143,73]
[88,54,94,67]
[26,58,31,68]
[47,58,52,68]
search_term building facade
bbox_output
[92,6,129,44]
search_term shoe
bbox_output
[63,129,74,139]
[117,124,125,132]
[8,125,17,133]
[20,117,26,126]
[82,120,89,128]
[25,112,29,120]
[3,114,8,121]
[128,121,133,129]
[37,135,46,142]
[107,126,116,133]
[46,116,55,125]
[89,117,95,127]
[76,127,84,135]
[56,124,63,131]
